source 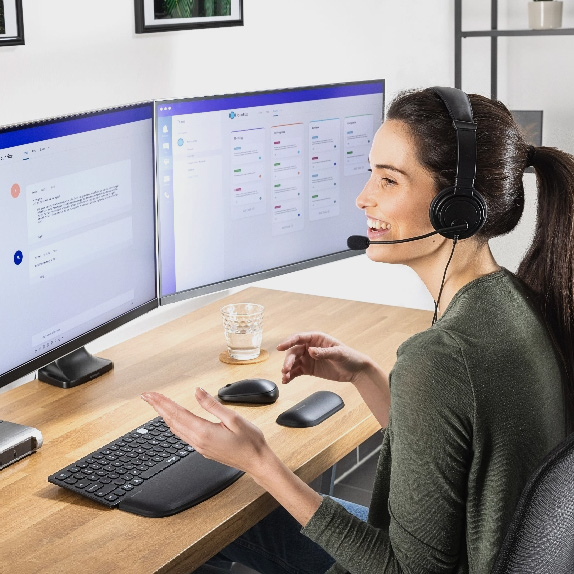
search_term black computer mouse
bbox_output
[218,378,279,404]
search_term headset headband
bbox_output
[431,86,477,195]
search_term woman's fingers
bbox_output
[194,387,240,431]
[141,390,268,474]
[141,391,203,444]
[276,333,308,351]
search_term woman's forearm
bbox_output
[352,359,391,428]
[251,447,323,527]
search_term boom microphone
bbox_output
[347,224,468,250]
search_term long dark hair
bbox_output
[387,88,574,425]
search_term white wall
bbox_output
[0,0,454,124]
[2,0,569,391]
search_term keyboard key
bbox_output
[95,484,117,497]
[86,483,102,493]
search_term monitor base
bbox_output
[38,347,113,389]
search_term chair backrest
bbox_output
[491,431,574,574]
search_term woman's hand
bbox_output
[141,388,271,475]
[278,332,391,427]
[277,331,373,385]
[142,388,324,527]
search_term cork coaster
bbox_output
[219,349,269,365]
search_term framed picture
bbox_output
[135,0,243,33]
[0,0,24,46]
[510,110,543,147]
[511,110,543,174]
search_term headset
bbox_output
[428,86,487,240]
[345,87,487,324]
[347,86,487,251]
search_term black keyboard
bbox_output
[48,416,244,518]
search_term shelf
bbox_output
[462,28,574,38]
[455,0,574,99]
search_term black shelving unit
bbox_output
[455,0,574,99]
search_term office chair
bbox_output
[491,431,574,574]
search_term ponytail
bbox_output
[387,88,574,426]
[516,146,574,428]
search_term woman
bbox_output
[141,87,574,573]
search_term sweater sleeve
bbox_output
[302,328,475,574]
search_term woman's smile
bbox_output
[366,216,392,240]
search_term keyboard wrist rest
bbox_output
[118,451,244,518]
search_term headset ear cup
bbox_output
[429,187,487,239]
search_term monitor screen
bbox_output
[0,103,158,389]
[156,80,385,303]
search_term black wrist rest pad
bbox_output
[118,452,244,518]
[275,391,344,428]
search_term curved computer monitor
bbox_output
[156,79,385,304]
[0,102,158,389]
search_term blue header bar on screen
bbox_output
[156,81,384,117]
[0,104,153,150]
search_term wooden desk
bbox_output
[0,288,432,573]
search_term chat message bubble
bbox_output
[26,160,132,244]
[29,217,132,283]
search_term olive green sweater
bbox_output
[302,269,567,573]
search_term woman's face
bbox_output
[356,119,440,265]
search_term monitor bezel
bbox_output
[0,101,159,390]
[155,79,385,305]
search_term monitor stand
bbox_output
[38,347,113,389]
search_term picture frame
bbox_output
[135,0,243,34]
[510,110,543,148]
[0,0,24,47]
[511,110,543,174]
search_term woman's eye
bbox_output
[367,169,396,187]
